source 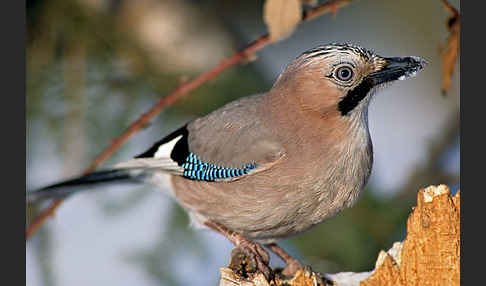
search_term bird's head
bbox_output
[271,43,427,118]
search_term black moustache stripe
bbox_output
[338,78,374,116]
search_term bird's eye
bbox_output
[334,66,354,81]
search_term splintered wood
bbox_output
[219,267,329,286]
[219,185,460,286]
[362,185,460,286]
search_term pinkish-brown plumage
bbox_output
[28,43,426,278]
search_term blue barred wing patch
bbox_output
[182,153,257,182]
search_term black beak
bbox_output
[368,56,427,85]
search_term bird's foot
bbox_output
[229,242,272,280]
[264,242,311,278]
[202,221,273,280]
[280,259,311,278]
[281,258,303,277]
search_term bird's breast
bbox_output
[299,124,373,230]
[169,119,373,241]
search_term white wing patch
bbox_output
[154,135,182,158]
[114,135,184,176]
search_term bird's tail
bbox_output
[26,168,146,204]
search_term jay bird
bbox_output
[27,43,427,278]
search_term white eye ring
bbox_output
[334,66,354,81]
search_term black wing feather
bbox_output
[135,124,189,165]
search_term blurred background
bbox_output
[26,0,460,285]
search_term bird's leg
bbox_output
[265,242,305,277]
[203,221,272,278]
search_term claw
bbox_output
[202,222,274,280]
[281,258,305,277]
[229,245,273,280]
